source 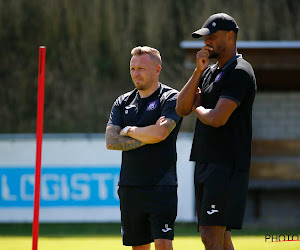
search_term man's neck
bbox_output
[139,82,159,98]
[217,49,237,69]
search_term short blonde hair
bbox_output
[131,46,162,65]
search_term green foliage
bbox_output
[0,0,299,132]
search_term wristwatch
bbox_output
[123,126,132,137]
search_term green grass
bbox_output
[0,223,299,250]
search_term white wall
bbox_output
[0,133,195,223]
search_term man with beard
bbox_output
[106,46,182,250]
[176,13,256,250]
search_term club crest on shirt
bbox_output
[147,100,158,111]
[214,72,224,82]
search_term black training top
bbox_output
[190,55,256,170]
[107,83,182,186]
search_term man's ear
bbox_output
[227,30,235,40]
[156,64,162,74]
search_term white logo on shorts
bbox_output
[162,224,172,233]
[207,204,219,215]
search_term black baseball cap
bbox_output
[192,13,239,38]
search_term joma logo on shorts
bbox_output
[207,204,219,215]
[162,224,172,233]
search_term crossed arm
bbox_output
[192,93,238,128]
[106,117,176,151]
[106,125,145,151]
[176,78,238,128]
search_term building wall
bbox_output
[248,92,300,228]
[253,92,300,139]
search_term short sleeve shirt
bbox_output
[190,56,256,170]
[107,83,182,186]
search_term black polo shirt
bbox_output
[107,83,182,186]
[190,55,256,170]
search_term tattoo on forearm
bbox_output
[162,118,176,134]
[106,125,144,151]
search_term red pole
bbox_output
[32,46,46,250]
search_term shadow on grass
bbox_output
[0,223,299,238]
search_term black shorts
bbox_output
[118,185,177,246]
[194,162,249,230]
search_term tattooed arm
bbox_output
[120,116,177,144]
[106,116,176,150]
[106,125,145,151]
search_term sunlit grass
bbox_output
[1,235,300,250]
[0,223,299,250]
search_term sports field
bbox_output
[0,223,299,250]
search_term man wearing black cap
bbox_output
[176,13,256,249]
